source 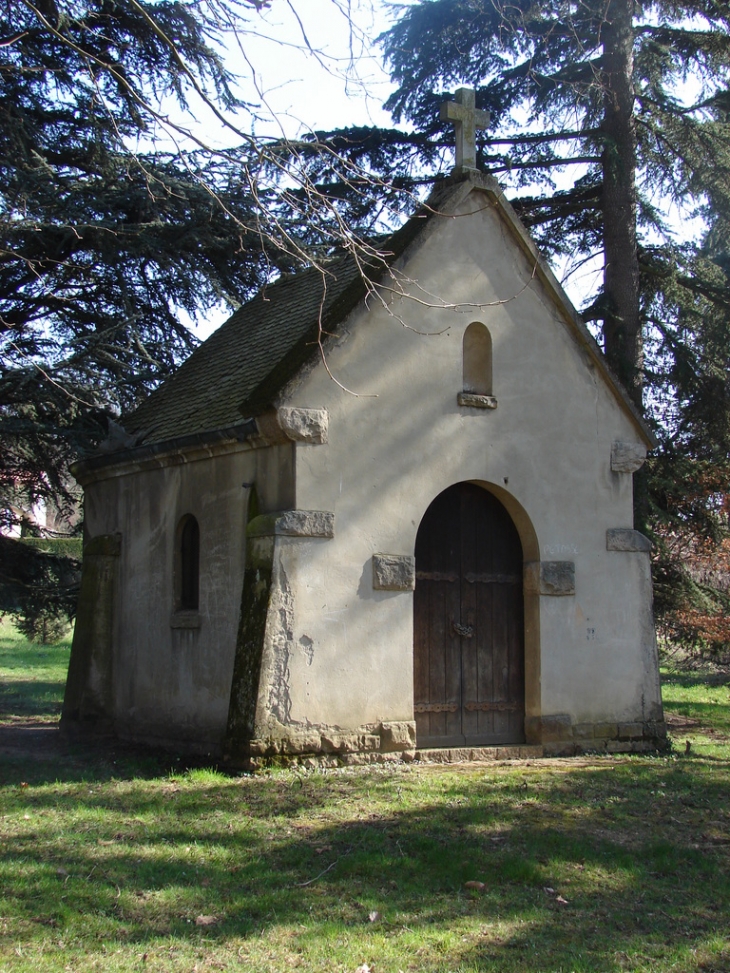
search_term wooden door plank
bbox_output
[460,485,478,741]
[414,482,525,748]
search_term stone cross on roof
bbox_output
[439,87,490,171]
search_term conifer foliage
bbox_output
[0,0,279,533]
[0,0,368,627]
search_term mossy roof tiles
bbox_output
[126,257,362,445]
[125,177,464,447]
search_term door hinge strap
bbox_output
[416,570,459,582]
[414,702,459,713]
[464,701,519,712]
[464,572,521,584]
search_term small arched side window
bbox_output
[458,322,497,409]
[176,514,200,611]
[462,321,492,395]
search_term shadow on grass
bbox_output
[662,673,730,737]
[663,671,730,689]
[1,761,729,971]
[0,644,71,669]
[0,634,70,721]
[0,680,67,719]
[0,727,197,785]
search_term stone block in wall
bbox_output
[169,611,201,630]
[519,746,544,758]
[606,528,652,553]
[573,723,596,741]
[320,732,381,753]
[415,748,454,764]
[342,751,398,766]
[496,746,523,760]
[277,407,329,444]
[457,392,498,409]
[543,742,578,757]
[279,728,323,754]
[255,407,329,444]
[593,722,618,739]
[247,509,335,538]
[617,721,645,740]
[524,562,575,596]
[611,441,647,473]
[525,713,573,743]
[372,555,416,591]
[605,740,633,754]
[644,720,668,739]
[630,740,656,753]
[380,721,417,751]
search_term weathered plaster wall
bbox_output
[81,442,294,750]
[257,186,661,748]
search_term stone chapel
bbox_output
[62,91,666,764]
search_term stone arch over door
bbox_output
[414,481,530,748]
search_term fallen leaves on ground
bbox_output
[195,915,219,926]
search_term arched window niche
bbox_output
[172,514,201,627]
[457,322,498,410]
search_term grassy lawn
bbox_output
[0,632,729,972]
[0,619,72,724]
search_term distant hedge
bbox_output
[1,536,82,643]
[19,537,83,559]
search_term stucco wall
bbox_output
[81,442,294,749]
[259,187,661,742]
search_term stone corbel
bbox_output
[457,392,498,410]
[255,407,328,445]
[611,441,647,473]
[372,554,416,591]
[247,509,335,539]
[606,528,652,553]
[524,561,575,596]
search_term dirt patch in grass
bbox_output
[0,720,63,758]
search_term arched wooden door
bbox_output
[414,482,525,747]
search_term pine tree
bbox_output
[1,0,389,516]
[2,0,268,529]
[0,0,379,627]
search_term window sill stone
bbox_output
[457,392,498,409]
[170,611,202,630]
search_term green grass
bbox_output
[0,618,71,723]
[661,662,730,763]
[0,634,729,972]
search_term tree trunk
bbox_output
[602,0,641,409]
[602,0,648,529]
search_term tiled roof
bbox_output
[126,177,464,446]
[125,256,363,445]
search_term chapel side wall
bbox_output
[262,188,662,752]
[79,443,293,751]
